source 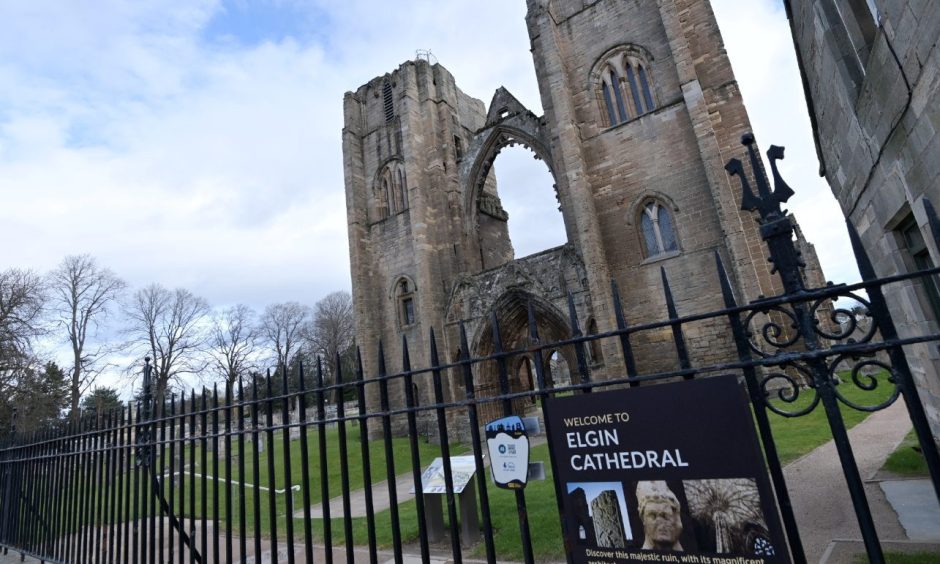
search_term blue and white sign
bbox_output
[485,415,530,489]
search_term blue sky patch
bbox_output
[201,0,328,47]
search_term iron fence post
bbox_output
[528,301,574,564]
[715,251,807,563]
[727,133,884,562]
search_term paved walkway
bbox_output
[299,470,420,519]
[783,399,940,562]
[880,479,940,540]
[0,519,499,564]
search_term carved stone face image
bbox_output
[641,500,683,550]
[636,481,684,551]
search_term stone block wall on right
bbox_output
[787,0,940,440]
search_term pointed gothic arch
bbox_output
[470,289,579,420]
[372,157,407,220]
[459,88,556,225]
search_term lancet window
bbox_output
[595,48,657,127]
[640,201,679,258]
[375,160,408,220]
[396,278,416,327]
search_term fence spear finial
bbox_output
[725,133,793,221]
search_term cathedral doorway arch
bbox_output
[470,289,578,422]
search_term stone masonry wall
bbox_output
[789,0,940,439]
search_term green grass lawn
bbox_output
[311,443,564,561]
[62,421,462,541]
[881,429,930,476]
[160,421,464,539]
[763,373,895,465]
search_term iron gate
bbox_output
[1,136,940,564]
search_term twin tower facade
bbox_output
[342,0,815,427]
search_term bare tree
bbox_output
[307,291,355,388]
[125,284,210,403]
[47,255,126,417]
[259,302,311,371]
[0,269,45,370]
[0,269,46,412]
[209,304,258,395]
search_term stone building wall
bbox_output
[523,0,786,374]
[786,0,940,438]
[343,0,826,437]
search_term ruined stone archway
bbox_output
[460,125,554,222]
[470,289,578,422]
[458,88,559,236]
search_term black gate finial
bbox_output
[725,133,794,220]
[726,133,805,293]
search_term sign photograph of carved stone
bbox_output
[566,482,632,549]
[545,376,790,564]
[628,480,696,552]
[683,478,776,557]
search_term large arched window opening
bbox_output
[482,144,567,263]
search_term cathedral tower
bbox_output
[344,0,797,433]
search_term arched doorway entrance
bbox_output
[471,290,578,422]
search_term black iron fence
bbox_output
[2,136,940,564]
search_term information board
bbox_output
[411,455,477,494]
[545,375,789,564]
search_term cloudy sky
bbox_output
[0,0,853,386]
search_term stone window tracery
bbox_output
[376,179,390,220]
[375,160,407,220]
[594,48,657,128]
[396,278,416,327]
[640,201,678,258]
[397,168,408,210]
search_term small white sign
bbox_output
[485,415,530,489]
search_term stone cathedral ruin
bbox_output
[342,0,824,434]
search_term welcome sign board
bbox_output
[545,375,789,564]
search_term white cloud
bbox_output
[0,0,862,395]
